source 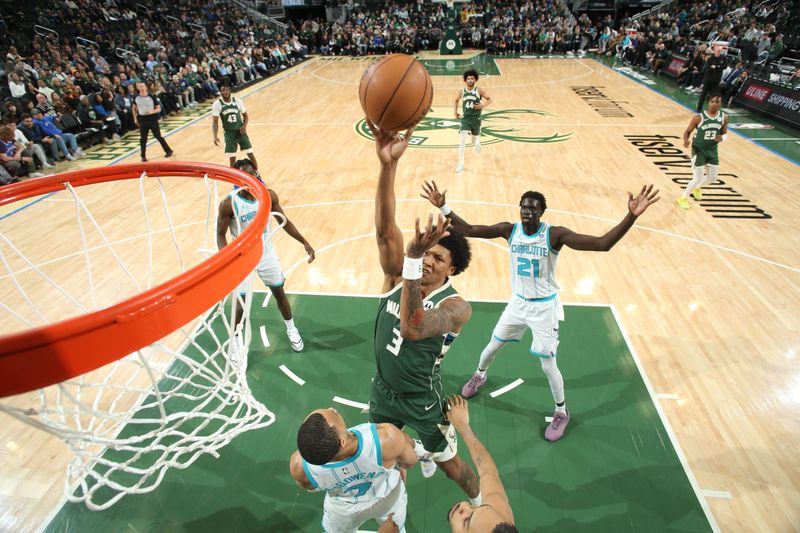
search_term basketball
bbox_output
[359,54,433,132]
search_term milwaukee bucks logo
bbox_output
[356,107,574,148]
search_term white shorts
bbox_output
[491,294,564,358]
[236,247,284,293]
[322,477,407,533]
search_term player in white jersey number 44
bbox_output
[422,180,659,442]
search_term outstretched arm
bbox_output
[399,214,472,341]
[421,180,513,240]
[289,451,316,491]
[683,114,700,148]
[216,198,233,250]
[550,185,660,252]
[447,395,514,524]
[367,118,416,291]
[269,189,315,263]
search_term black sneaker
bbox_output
[141,156,148,162]
[165,150,174,158]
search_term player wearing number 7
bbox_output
[421,180,660,441]
[211,84,258,170]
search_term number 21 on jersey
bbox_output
[516,257,541,278]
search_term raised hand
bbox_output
[445,394,470,432]
[366,117,416,165]
[406,213,450,259]
[420,180,447,208]
[628,184,660,217]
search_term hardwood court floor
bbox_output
[1,55,798,532]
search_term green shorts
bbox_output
[369,375,456,458]
[691,145,719,167]
[224,130,253,155]
[460,116,481,136]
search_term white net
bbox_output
[0,168,276,510]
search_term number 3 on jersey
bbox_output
[386,327,403,356]
[516,257,541,278]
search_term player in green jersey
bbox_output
[365,116,483,507]
[454,69,492,173]
[678,91,728,210]
[212,84,258,170]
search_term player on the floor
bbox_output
[445,394,518,533]
[216,159,315,351]
[212,84,258,169]
[454,69,491,173]
[366,118,482,506]
[289,406,418,532]
[421,180,659,441]
[677,91,728,210]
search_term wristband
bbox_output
[721,133,728,142]
[439,203,452,216]
[402,256,423,280]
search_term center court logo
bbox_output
[356,107,574,148]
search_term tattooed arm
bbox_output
[398,214,472,341]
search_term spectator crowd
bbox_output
[3,0,796,184]
[2,0,308,184]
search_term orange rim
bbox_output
[0,162,270,398]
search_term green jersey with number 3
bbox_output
[219,97,244,132]
[692,110,725,150]
[462,86,481,119]
[374,281,461,394]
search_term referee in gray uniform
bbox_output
[132,82,173,162]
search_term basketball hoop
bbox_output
[0,162,277,510]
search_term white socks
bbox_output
[476,337,505,376]
[284,318,295,331]
[473,136,481,154]
[469,491,482,506]
[458,131,467,166]
[541,357,565,406]
[682,166,706,197]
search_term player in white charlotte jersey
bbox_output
[290,407,418,533]
[422,180,660,441]
[216,159,315,352]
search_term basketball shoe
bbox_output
[544,409,570,441]
[461,372,487,398]
[287,327,304,352]
[691,188,703,200]
[676,196,690,210]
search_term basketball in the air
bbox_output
[359,54,433,132]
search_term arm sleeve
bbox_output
[237,98,247,113]
[211,99,221,116]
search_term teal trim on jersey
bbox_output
[530,348,556,358]
[234,193,257,205]
[370,424,382,466]
[322,428,363,468]
[302,460,319,489]
[507,222,518,244]
[514,292,556,302]
[266,280,285,288]
[493,334,521,343]
[546,225,559,255]
[520,222,544,238]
